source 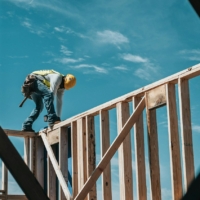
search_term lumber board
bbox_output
[166,83,183,200]
[24,137,30,166]
[178,78,194,192]
[116,102,133,200]
[35,137,45,188]
[39,64,200,130]
[0,126,49,200]
[48,145,57,200]
[100,110,112,200]
[74,97,145,200]
[0,195,28,199]
[59,127,68,200]
[41,132,71,200]
[86,116,97,200]
[1,163,8,195]
[133,96,147,200]
[47,128,60,145]
[3,129,36,137]
[145,93,161,200]
[71,121,78,197]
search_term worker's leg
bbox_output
[33,80,59,125]
[22,93,44,131]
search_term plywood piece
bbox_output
[133,96,147,200]
[146,85,166,109]
[178,78,194,192]
[74,97,145,200]
[116,102,133,200]
[71,121,78,197]
[100,110,112,200]
[86,116,97,200]
[145,93,161,200]
[59,127,68,200]
[0,127,49,200]
[166,83,183,200]
[47,129,60,145]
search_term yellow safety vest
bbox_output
[32,70,64,88]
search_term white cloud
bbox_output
[73,64,108,74]
[179,49,200,61]
[114,65,128,71]
[21,18,44,35]
[96,30,129,47]
[192,125,200,133]
[55,57,83,64]
[122,53,148,63]
[60,45,73,56]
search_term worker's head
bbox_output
[64,74,76,90]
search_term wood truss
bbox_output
[1,63,200,200]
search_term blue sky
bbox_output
[0,0,200,199]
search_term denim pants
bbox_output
[22,79,59,129]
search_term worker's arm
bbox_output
[47,74,63,117]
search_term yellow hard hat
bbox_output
[64,74,76,90]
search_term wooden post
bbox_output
[30,138,36,175]
[35,137,45,188]
[166,83,183,200]
[71,121,78,198]
[59,127,68,200]
[24,137,30,167]
[41,132,71,200]
[1,163,8,198]
[86,116,97,200]
[74,97,145,200]
[116,102,133,200]
[48,145,57,200]
[77,118,87,193]
[100,110,112,200]
[145,93,161,200]
[178,78,194,192]
[133,96,147,200]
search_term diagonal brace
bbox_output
[74,97,146,200]
[40,132,72,200]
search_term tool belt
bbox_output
[21,74,36,98]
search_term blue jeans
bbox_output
[22,79,59,130]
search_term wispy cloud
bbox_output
[114,65,128,71]
[96,30,129,48]
[192,125,200,133]
[73,64,108,74]
[60,45,73,56]
[179,49,200,61]
[121,53,160,81]
[54,26,88,39]
[55,57,83,64]
[121,53,148,63]
[21,18,44,35]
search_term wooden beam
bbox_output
[100,110,112,200]
[4,129,36,137]
[74,97,145,200]
[47,128,60,145]
[1,163,8,196]
[38,64,200,130]
[133,96,147,200]
[0,195,28,199]
[0,126,49,200]
[41,132,71,200]
[116,102,133,200]
[86,116,97,200]
[145,93,161,200]
[59,127,68,200]
[24,137,30,167]
[71,121,78,198]
[178,78,195,192]
[166,83,183,200]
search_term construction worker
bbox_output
[21,70,76,132]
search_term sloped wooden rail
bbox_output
[1,63,200,200]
